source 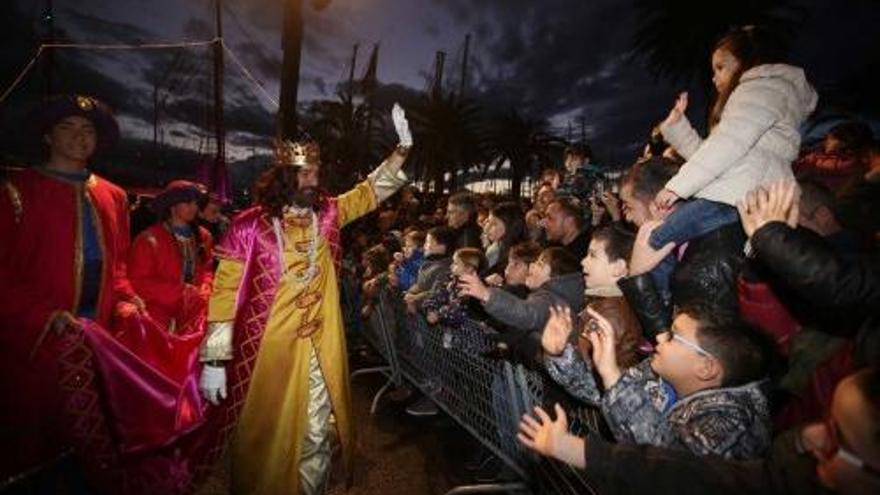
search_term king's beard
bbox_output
[291,186,319,209]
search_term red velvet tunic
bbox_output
[128,224,214,331]
[0,168,135,480]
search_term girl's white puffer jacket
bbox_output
[660,64,818,206]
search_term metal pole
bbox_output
[213,0,226,166]
[278,0,304,138]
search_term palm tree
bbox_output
[631,0,806,85]
[407,93,489,193]
[302,89,379,192]
[485,109,562,199]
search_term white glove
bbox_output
[199,364,227,405]
[392,103,413,148]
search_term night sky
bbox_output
[2,0,879,182]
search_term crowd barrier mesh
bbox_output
[347,283,606,495]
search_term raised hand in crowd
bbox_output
[628,220,676,276]
[584,306,622,388]
[542,304,574,356]
[599,191,622,222]
[736,180,800,238]
[457,271,491,303]
[518,404,586,469]
[589,194,607,227]
[662,91,688,128]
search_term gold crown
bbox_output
[274,139,320,167]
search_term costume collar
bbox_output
[38,166,93,185]
[585,284,623,298]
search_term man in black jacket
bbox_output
[738,180,880,367]
[543,197,591,260]
[616,157,745,340]
[446,191,482,249]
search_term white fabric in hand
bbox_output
[199,364,227,405]
[392,103,413,148]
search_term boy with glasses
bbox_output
[541,303,772,459]
[518,367,880,495]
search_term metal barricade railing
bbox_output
[347,284,604,495]
[349,286,403,414]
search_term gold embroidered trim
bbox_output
[3,181,23,224]
[83,186,108,317]
[72,186,84,315]
[30,310,64,361]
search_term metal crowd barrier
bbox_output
[347,283,605,495]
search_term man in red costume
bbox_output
[0,95,143,490]
[128,180,214,332]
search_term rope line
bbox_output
[221,40,279,108]
[0,38,278,113]
[0,47,45,105]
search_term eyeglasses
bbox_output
[822,416,880,478]
[666,327,716,359]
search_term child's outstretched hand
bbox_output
[457,272,490,303]
[663,91,688,127]
[518,404,587,468]
[736,180,800,238]
[518,404,569,457]
[599,191,622,221]
[542,304,573,356]
[584,306,622,388]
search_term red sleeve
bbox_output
[0,180,60,355]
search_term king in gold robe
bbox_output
[199,141,409,494]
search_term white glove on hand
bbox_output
[199,364,227,405]
[392,103,413,148]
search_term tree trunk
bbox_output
[510,162,523,199]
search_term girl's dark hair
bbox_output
[539,247,581,277]
[489,202,526,245]
[710,25,786,128]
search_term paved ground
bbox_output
[197,352,500,495]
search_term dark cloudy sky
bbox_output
[2,0,879,168]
